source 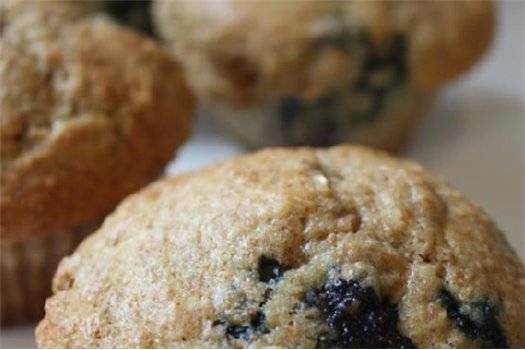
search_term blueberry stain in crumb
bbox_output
[258,255,285,283]
[212,256,284,342]
[280,95,338,147]
[106,0,155,36]
[279,33,407,146]
[225,312,269,339]
[438,288,508,348]
[353,34,407,124]
[305,278,415,348]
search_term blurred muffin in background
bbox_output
[1,0,156,37]
[0,0,102,26]
[0,2,194,325]
[154,0,494,150]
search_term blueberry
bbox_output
[258,255,285,283]
[353,34,407,124]
[280,95,338,147]
[106,0,155,36]
[279,33,407,146]
[438,288,508,348]
[225,312,268,339]
[305,278,415,348]
[226,324,250,339]
[214,256,284,342]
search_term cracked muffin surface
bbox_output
[36,146,524,348]
[0,16,194,242]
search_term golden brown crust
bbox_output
[36,146,524,348]
[0,16,194,242]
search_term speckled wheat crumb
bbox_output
[36,146,524,348]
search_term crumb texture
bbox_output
[36,146,524,348]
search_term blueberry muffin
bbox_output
[37,146,524,348]
[0,6,194,325]
[153,0,494,150]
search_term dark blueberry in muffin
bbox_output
[279,33,407,146]
[305,278,414,349]
[438,288,508,348]
[225,312,268,340]
[352,34,407,124]
[280,95,338,147]
[225,323,250,339]
[106,0,155,36]
[258,255,285,283]
[214,256,284,340]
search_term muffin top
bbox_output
[0,0,102,29]
[0,10,194,242]
[154,0,494,105]
[37,146,524,348]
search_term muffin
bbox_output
[0,0,102,26]
[0,5,194,325]
[1,0,155,36]
[37,146,524,348]
[153,0,494,150]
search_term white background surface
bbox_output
[1,2,523,348]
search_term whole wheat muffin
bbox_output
[37,146,524,348]
[0,5,194,325]
[153,0,494,150]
